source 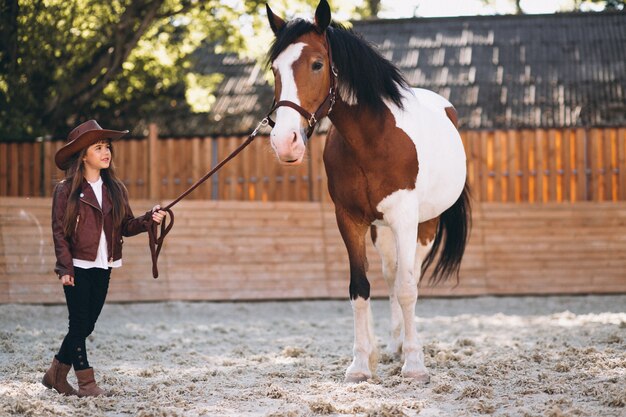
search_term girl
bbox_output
[44,120,166,397]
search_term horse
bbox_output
[265,0,471,383]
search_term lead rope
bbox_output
[145,118,269,278]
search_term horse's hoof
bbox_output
[402,370,430,384]
[345,373,370,383]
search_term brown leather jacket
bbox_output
[52,178,150,278]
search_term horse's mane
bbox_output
[267,19,408,111]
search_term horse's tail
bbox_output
[421,182,472,285]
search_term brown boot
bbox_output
[75,368,108,397]
[42,357,77,396]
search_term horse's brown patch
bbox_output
[418,218,439,246]
[445,106,458,129]
[325,101,419,223]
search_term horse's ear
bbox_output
[266,3,286,35]
[314,0,331,33]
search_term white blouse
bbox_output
[72,177,122,270]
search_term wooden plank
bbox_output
[562,129,572,202]
[575,128,587,201]
[20,143,30,196]
[148,124,159,200]
[174,137,184,198]
[242,135,253,201]
[606,128,617,201]
[617,128,626,201]
[493,130,503,202]
[520,130,531,202]
[534,130,547,203]
[548,129,558,202]
[310,133,323,202]
[125,139,136,198]
[589,128,601,201]
[42,141,52,197]
[465,131,480,201]
[204,136,214,200]
[220,136,233,200]
[165,138,176,199]
[190,137,202,200]
[33,141,42,197]
[480,130,490,201]
[507,130,518,202]
[0,143,7,195]
[9,144,19,196]
[139,137,149,200]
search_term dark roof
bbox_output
[168,11,626,136]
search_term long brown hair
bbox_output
[61,140,128,238]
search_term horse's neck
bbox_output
[328,100,387,153]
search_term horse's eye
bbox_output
[312,61,323,71]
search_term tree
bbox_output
[0,0,282,140]
[354,0,381,18]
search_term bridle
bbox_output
[145,30,338,279]
[266,31,338,139]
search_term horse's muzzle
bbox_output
[270,128,307,165]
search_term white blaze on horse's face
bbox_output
[270,42,308,165]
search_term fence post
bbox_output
[148,123,159,200]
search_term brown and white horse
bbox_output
[265,0,471,383]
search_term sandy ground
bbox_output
[0,295,625,417]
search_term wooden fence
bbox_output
[1,197,625,304]
[1,126,625,203]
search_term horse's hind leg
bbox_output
[336,209,377,383]
[371,225,403,357]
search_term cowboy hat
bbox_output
[55,120,129,170]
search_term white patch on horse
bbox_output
[273,42,305,127]
[371,225,403,356]
[374,189,429,381]
[338,83,358,106]
[345,296,378,382]
[383,87,467,222]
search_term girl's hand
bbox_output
[60,275,74,286]
[151,205,166,225]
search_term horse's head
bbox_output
[266,0,335,165]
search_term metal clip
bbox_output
[252,117,269,136]
[328,88,336,115]
[308,114,317,127]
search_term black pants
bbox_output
[56,267,111,370]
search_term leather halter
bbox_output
[267,31,338,139]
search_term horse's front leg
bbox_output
[336,209,377,383]
[371,225,403,357]
[380,193,429,382]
